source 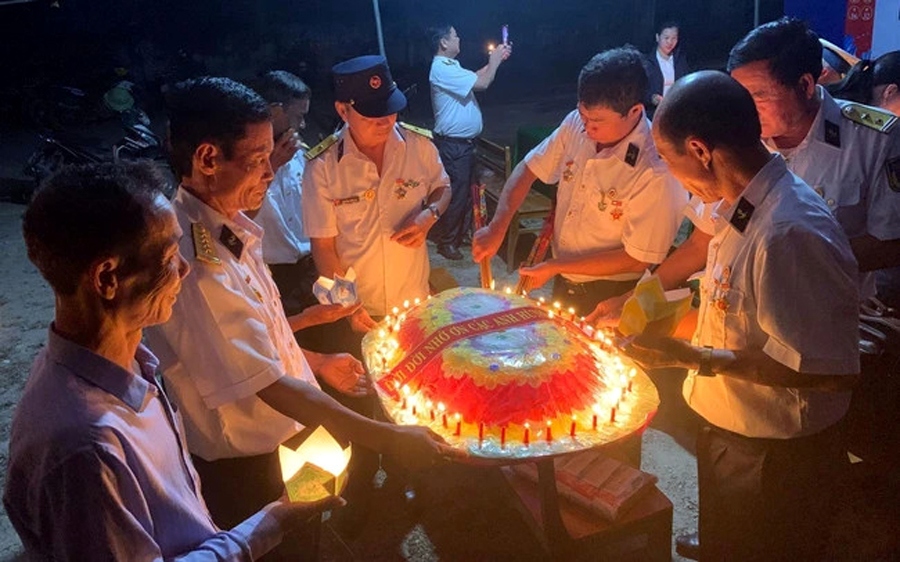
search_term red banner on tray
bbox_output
[378,306,551,397]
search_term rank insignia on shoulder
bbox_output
[841,103,898,134]
[219,225,244,260]
[191,223,221,265]
[886,156,900,193]
[730,197,755,233]
[625,143,640,167]
[304,133,340,161]
[824,120,841,148]
[399,121,434,139]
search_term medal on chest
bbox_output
[562,160,575,182]
[710,265,732,313]
[597,188,622,219]
[394,178,420,200]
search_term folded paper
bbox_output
[279,426,352,503]
[313,267,359,306]
[618,273,692,337]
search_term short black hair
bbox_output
[655,70,762,153]
[657,21,679,35]
[253,70,311,105]
[23,161,167,296]
[166,76,271,179]
[727,17,822,88]
[874,50,900,87]
[428,24,453,54]
[578,47,649,115]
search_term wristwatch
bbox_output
[697,346,715,377]
[424,201,441,220]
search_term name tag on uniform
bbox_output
[332,188,376,207]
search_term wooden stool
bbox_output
[501,461,672,561]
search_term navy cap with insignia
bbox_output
[332,55,407,118]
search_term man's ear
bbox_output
[798,73,817,100]
[91,256,122,301]
[882,83,899,103]
[686,137,713,170]
[334,101,350,123]
[193,143,219,176]
[627,103,644,119]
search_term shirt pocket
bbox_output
[705,287,748,349]
[333,199,370,240]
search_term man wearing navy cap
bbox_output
[303,55,451,338]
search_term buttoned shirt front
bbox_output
[254,150,310,264]
[430,55,482,139]
[145,188,318,461]
[656,51,676,96]
[4,329,280,559]
[687,88,900,297]
[684,156,859,439]
[525,109,687,283]
[302,125,449,316]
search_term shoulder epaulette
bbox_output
[399,121,434,140]
[841,103,897,134]
[191,223,221,265]
[304,133,340,161]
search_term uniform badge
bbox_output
[824,120,841,148]
[369,75,382,90]
[244,275,264,303]
[729,197,755,233]
[394,178,420,200]
[886,156,900,193]
[364,188,376,201]
[711,265,732,312]
[191,223,221,265]
[333,195,361,207]
[562,160,575,182]
[625,143,640,167]
[610,200,624,220]
[219,225,244,259]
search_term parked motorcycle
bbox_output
[21,123,173,203]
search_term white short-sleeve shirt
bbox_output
[656,51,676,96]
[254,150,310,264]
[145,188,318,461]
[524,109,687,283]
[688,87,900,297]
[302,125,450,316]
[684,155,860,438]
[429,55,482,139]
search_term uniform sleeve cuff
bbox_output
[202,365,285,409]
[623,240,669,265]
[763,337,859,375]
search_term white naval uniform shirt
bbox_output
[525,109,687,283]
[684,156,859,439]
[254,150,310,264]
[145,188,318,461]
[430,55,482,139]
[302,125,450,316]
[687,87,900,297]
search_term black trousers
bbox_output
[191,450,321,561]
[696,421,848,561]
[431,135,475,248]
[551,275,639,318]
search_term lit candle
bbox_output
[439,402,447,428]
[427,400,435,421]
[478,422,484,445]
[553,301,562,312]
[545,420,553,443]
[504,286,512,295]
[567,307,576,321]
[490,279,496,291]
[539,297,546,305]
[570,417,577,438]
[488,42,495,53]
[610,406,617,424]
[414,297,421,306]
[592,404,600,430]
[403,299,410,309]
[628,368,636,392]
[392,306,399,316]
[401,384,410,410]
[523,422,531,446]
[500,426,507,448]
[454,413,461,436]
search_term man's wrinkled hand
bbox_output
[623,333,697,371]
[268,492,345,531]
[386,425,467,472]
[586,290,632,328]
[271,128,302,171]
[518,260,556,290]
[472,224,503,263]
[349,307,377,333]
[317,353,370,397]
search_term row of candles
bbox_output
[370,285,639,448]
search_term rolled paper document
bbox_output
[618,273,692,337]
